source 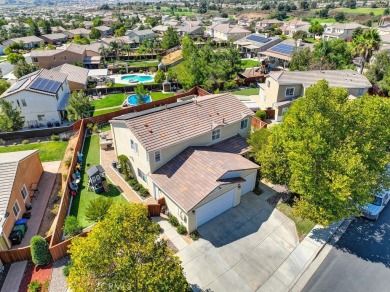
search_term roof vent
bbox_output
[149,130,153,133]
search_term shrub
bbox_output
[190,230,200,241]
[63,262,72,277]
[0,139,5,146]
[168,214,179,227]
[255,110,267,121]
[105,81,113,87]
[223,80,237,91]
[64,216,82,238]
[62,173,67,181]
[85,197,113,222]
[22,139,29,144]
[92,124,98,133]
[28,280,40,292]
[139,187,149,197]
[51,203,60,217]
[59,133,70,141]
[177,225,187,235]
[50,134,59,141]
[30,235,52,265]
[118,155,132,179]
[64,156,72,168]
[119,69,126,74]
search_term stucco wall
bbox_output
[33,50,85,69]
[2,152,43,250]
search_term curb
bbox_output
[290,217,354,291]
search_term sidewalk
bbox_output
[152,217,188,252]
[258,220,345,291]
[1,261,27,292]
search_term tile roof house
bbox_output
[126,29,155,44]
[323,23,368,41]
[206,23,251,41]
[259,70,372,122]
[0,150,43,250]
[3,36,44,49]
[51,64,89,91]
[0,69,71,127]
[94,25,113,37]
[40,33,68,45]
[111,93,259,232]
[234,34,282,58]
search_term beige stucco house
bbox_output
[111,93,259,232]
[259,70,372,122]
[0,150,43,250]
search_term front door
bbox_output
[153,183,160,200]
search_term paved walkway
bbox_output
[1,260,27,292]
[100,131,156,205]
[13,161,61,249]
[153,217,188,252]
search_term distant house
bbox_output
[94,25,113,37]
[256,19,283,31]
[3,36,44,49]
[211,17,231,26]
[206,24,251,41]
[322,23,368,41]
[51,64,89,91]
[152,25,170,36]
[260,39,313,68]
[40,33,68,45]
[177,26,204,37]
[51,26,66,33]
[0,150,43,250]
[234,34,282,58]
[278,20,310,38]
[111,93,259,233]
[83,21,93,29]
[63,28,92,39]
[100,36,134,47]
[259,70,372,121]
[126,29,155,44]
[0,69,71,127]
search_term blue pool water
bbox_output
[127,94,152,105]
[120,74,154,83]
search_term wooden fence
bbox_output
[251,117,268,130]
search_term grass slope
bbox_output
[231,87,259,96]
[334,7,386,15]
[241,59,260,68]
[69,135,126,227]
[0,141,68,162]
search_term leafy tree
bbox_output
[89,28,101,40]
[292,30,307,40]
[154,69,166,83]
[134,84,149,104]
[85,197,113,222]
[289,47,311,71]
[318,8,329,18]
[0,79,10,95]
[352,28,381,72]
[310,39,352,69]
[3,46,12,55]
[384,8,390,15]
[67,203,189,291]
[255,110,267,121]
[66,90,92,121]
[0,100,24,132]
[161,27,180,50]
[13,60,40,79]
[308,22,324,36]
[38,20,52,34]
[334,12,346,22]
[7,53,24,65]
[109,40,121,60]
[181,34,197,60]
[254,80,390,225]
[73,35,91,45]
[92,18,103,27]
[30,235,51,265]
[114,26,126,37]
[352,27,364,40]
[299,1,309,10]
[247,128,270,158]
[98,45,108,62]
[198,0,207,13]
[64,216,82,238]
[366,50,390,94]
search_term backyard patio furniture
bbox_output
[72,173,81,184]
[69,181,78,191]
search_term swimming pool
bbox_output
[127,94,152,106]
[120,74,154,83]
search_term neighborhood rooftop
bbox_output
[269,70,372,88]
[112,93,254,152]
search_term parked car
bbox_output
[362,192,390,220]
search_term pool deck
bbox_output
[111,73,155,85]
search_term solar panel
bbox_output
[269,44,294,55]
[7,79,27,93]
[29,77,62,94]
[247,35,270,43]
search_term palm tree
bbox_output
[122,44,132,58]
[98,44,108,64]
[109,40,121,61]
[352,29,381,73]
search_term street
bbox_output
[303,204,390,292]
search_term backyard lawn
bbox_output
[276,202,315,241]
[69,135,126,227]
[92,93,125,109]
[241,59,260,68]
[231,87,259,96]
[307,17,336,23]
[0,141,67,162]
[150,92,174,100]
[93,107,121,117]
[333,7,386,15]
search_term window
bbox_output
[285,87,294,97]
[62,56,67,60]
[21,185,28,200]
[137,168,147,182]
[38,115,45,121]
[154,151,161,163]
[212,128,221,141]
[53,56,56,60]
[32,57,38,62]
[130,139,138,153]
[16,100,21,107]
[12,201,20,217]
[240,118,249,129]
[357,88,364,96]
[21,99,27,107]
[267,80,270,88]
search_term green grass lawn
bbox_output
[0,56,6,61]
[308,17,337,23]
[276,203,316,241]
[333,7,386,15]
[150,92,174,101]
[231,87,259,96]
[241,59,260,69]
[93,107,121,117]
[69,135,126,227]
[92,93,125,109]
[113,83,128,88]
[0,141,67,162]
[107,60,159,67]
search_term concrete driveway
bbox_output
[178,190,299,292]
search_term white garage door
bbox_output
[196,188,236,228]
[241,173,256,195]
